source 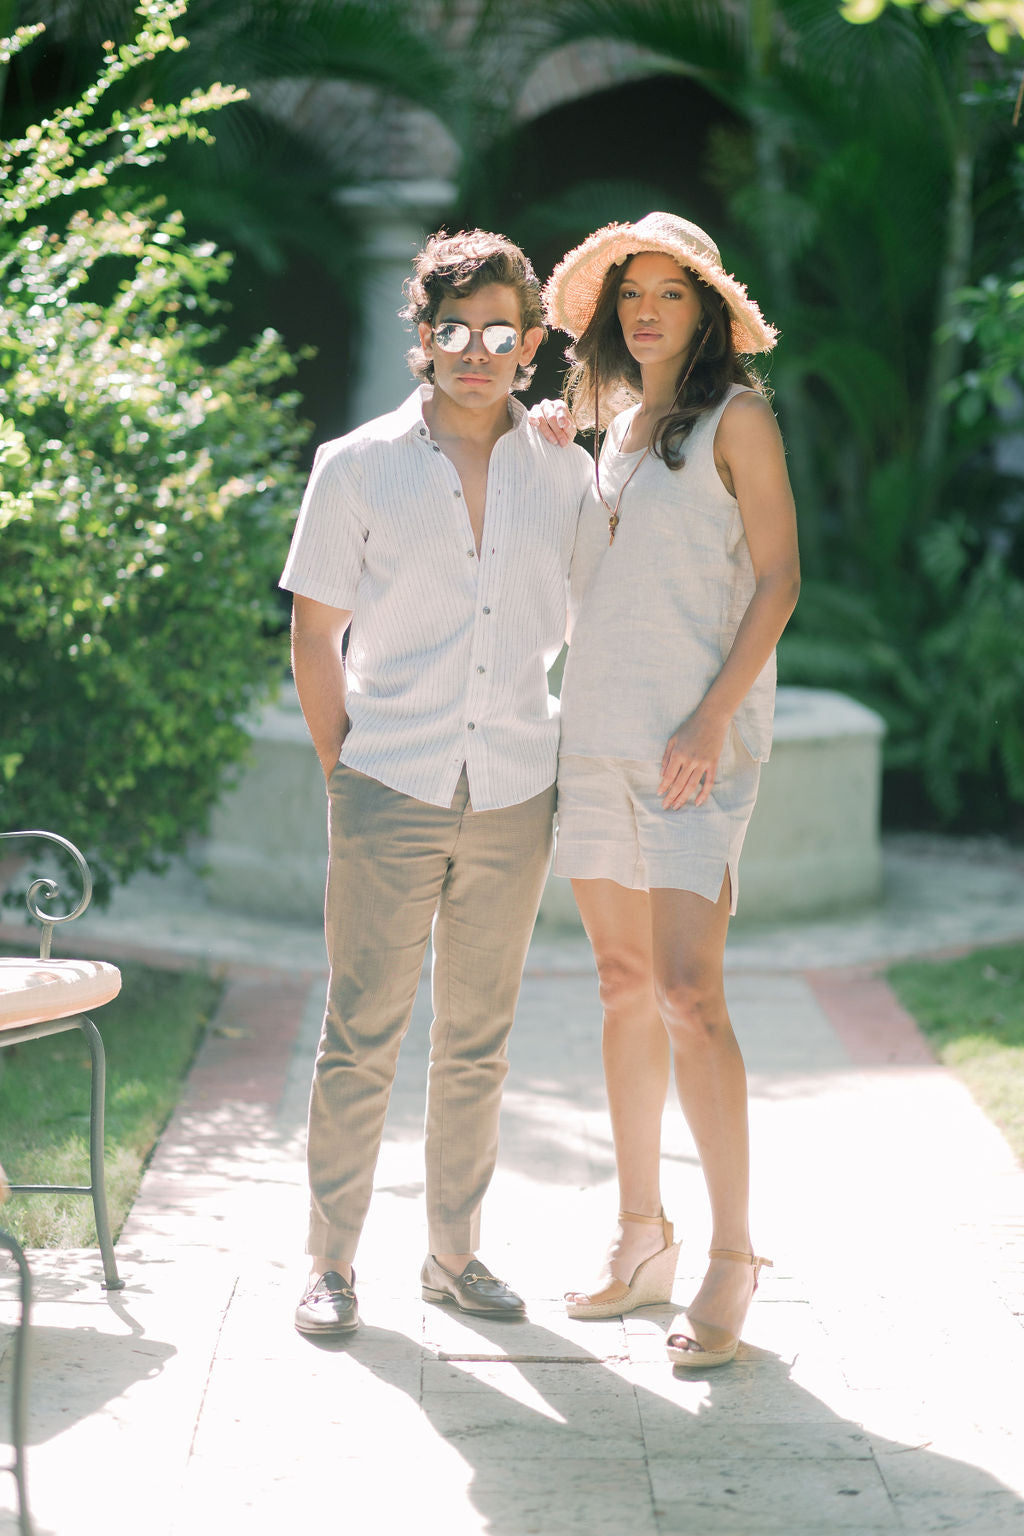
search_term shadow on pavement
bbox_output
[9,1297,176,1447]
[176,1297,1024,1534]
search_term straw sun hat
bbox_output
[543,211,777,355]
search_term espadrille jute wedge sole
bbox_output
[565,1209,680,1320]
[666,1249,772,1368]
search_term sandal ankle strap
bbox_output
[620,1208,674,1246]
[709,1249,773,1270]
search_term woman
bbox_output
[539,213,800,1367]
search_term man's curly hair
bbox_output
[401,228,546,390]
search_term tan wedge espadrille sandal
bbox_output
[565,1209,680,1320]
[666,1249,772,1368]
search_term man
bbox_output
[281,228,590,1334]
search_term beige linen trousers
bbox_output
[306,763,555,1266]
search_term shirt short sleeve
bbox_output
[279,440,369,611]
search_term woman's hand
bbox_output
[659,710,730,809]
[528,397,577,447]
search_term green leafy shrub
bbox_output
[780,251,1024,830]
[780,517,1024,828]
[942,269,1024,428]
[0,4,308,898]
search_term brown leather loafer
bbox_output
[294,1269,359,1335]
[420,1256,526,1317]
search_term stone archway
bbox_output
[515,37,677,124]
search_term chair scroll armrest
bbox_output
[0,829,94,960]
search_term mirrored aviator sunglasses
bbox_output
[432,321,520,356]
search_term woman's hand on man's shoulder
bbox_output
[528,398,577,448]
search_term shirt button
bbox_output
[477,665,485,674]
[418,427,427,436]
[482,606,491,614]
[467,549,475,558]
[432,444,440,453]
[467,721,476,730]
[454,489,462,498]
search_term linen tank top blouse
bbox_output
[559,382,776,764]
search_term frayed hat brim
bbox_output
[542,212,777,355]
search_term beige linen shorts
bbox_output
[554,729,760,915]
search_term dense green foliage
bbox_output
[890,941,1024,1163]
[0,946,221,1245]
[0,4,308,897]
[3,1,470,440]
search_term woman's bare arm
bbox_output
[659,392,800,809]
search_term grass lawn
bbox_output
[0,955,222,1246]
[888,942,1024,1166]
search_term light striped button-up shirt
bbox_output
[280,386,591,811]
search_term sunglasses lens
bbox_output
[482,325,518,355]
[432,323,520,355]
[434,322,471,353]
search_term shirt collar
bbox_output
[392,384,528,441]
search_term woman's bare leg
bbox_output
[567,878,673,1294]
[650,875,759,1340]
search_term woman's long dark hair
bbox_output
[562,259,763,470]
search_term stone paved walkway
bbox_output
[2,836,1024,1535]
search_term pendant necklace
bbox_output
[594,327,710,546]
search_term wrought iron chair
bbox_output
[0,830,125,1291]
[0,1204,34,1536]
